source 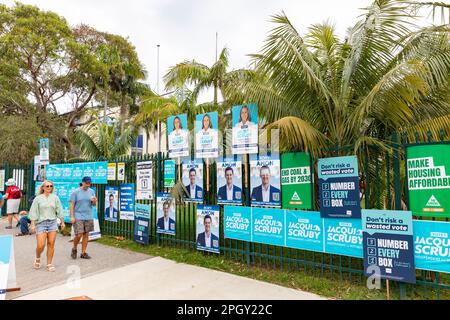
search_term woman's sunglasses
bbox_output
[44,185,54,188]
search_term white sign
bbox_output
[136,161,153,200]
[0,235,17,300]
[0,170,5,192]
[39,138,49,165]
[107,163,117,181]
[117,163,125,181]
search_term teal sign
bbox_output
[252,208,285,247]
[286,211,323,252]
[164,160,176,188]
[323,218,363,258]
[46,162,108,184]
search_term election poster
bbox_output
[134,203,151,245]
[318,155,361,219]
[39,138,49,165]
[136,161,153,200]
[0,235,16,300]
[33,156,44,182]
[168,113,189,158]
[250,154,281,207]
[164,160,176,188]
[120,183,135,220]
[45,162,108,184]
[156,192,176,235]
[406,144,450,218]
[93,162,108,184]
[107,163,117,181]
[413,220,450,273]
[224,206,252,242]
[281,152,313,210]
[362,209,416,284]
[217,157,243,205]
[324,218,363,258]
[195,112,219,158]
[104,186,119,222]
[117,163,126,181]
[252,207,285,247]
[196,205,220,253]
[286,211,324,253]
[182,160,203,203]
[232,104,258,154]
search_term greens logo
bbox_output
[426,195,441,207]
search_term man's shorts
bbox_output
[73,220,94,235]
[36,219,58,235]
[7,198,21,214]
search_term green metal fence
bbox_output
[1,130,449,300]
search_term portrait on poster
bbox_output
[182,160,203,203]
[217,158,243,205]
[250,154,281,207]
[195,112,219,158]
[168,114,189,158]
[232,104,258,154]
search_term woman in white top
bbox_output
[168,116,189,156]
[196,114,218,157]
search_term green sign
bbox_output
[406,144,450,218]
[164,160,176,188]
[281,152,313,209]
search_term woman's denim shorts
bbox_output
[36,219,58,235]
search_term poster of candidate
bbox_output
[104,186,119,222]
[195,112,219,158]
[182,160,203,203]
[250,154,281,207]
[318,155,361,219]
[217,158,243,205]
[196,205,220,253]
[39,138,49,165]
[167,114,189,158]
[156,192,176,235]
[232,104,258,154]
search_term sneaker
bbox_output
[80,253,91,259]
[5,226,12,229]
[71,248,77,260]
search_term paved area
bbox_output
[16,257,324,300]
[1,216,323,300]
[0,216,150,300]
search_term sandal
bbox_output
[46,264,56,272]
[33,258,41,269]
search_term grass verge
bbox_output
[97,235,395,300]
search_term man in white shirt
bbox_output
[196,215,219,249]
[217,167,242,202]
[251,166,281,204]
[185,168,203,200]
[157,200,175,232]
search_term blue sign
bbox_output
[0,235,13,299]
[120,183,135,220]
[167,114,189,158]
[318,156,361,218]
[104,186,119,222]
[324,218,363,258]
[195,112,219,158]
[45,162,108,184]
[362,209,416,284]
[286,211,324,252]
[414,220,450,273]
[252,207,285,247]
[134,203,151,245]
[196,205,220,253]
[232,104,259,154]
[224,206,252,242]
[156,192,176,235]
[217,157,243,205]
[250,153,281,208]
[182,160,203,203]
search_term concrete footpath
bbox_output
[2,216,323,300]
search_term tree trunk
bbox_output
[120,93,128,133]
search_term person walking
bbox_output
[3,178,22,229]
[28,180,65,272]
[70,176,97,260]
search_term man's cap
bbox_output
[82,176,92,183]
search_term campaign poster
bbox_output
[362,209,416,284]
[232,104,258,154]
[39,138,49,165]
[318,155,361,219]
[195,112,219,158]
[324,218,363,258]
[89,186,102,240]
[93,162,108,184]
[413,220,450,273]
[104,186,119,222]
[252,207,285,247]
[134,203,151,245]
[406,144,450,218]
[61,164,72,181]
[107,163,117,181]
[33,156,44,182]
[164,160,176,188]
[156,192,176,235]
[224,206,252,242]
[83,162,95,180]
[196,205,220,253]
[250,154,281,207]
[286,211,324,253]
[168,113,189,158]
[281,152,313,210]
[182,160,203,203]
[217,157,243,205]
[120,183,135,221]
[136,161,153,200]
[0,235,16,300]
[117,163,126,181]
[72,163,84,182]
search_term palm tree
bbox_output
[224,0,450,157]
[74,118,136,160]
